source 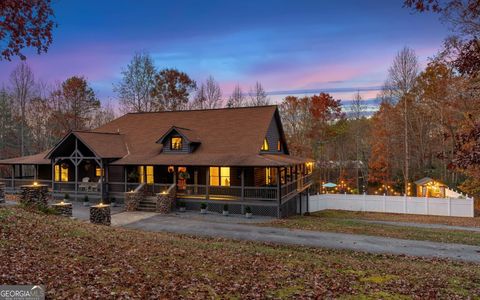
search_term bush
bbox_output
[110,197,116,203]
[64,193,70,200]
[179,201,186,208]
[245,206,252,214]
[223,204,229,211]
[200,202,207,210]
[83,195,89,203]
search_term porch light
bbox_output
[161,190,168,195]
[33,181,38,186]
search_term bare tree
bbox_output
[350,91,367,192]
[192,76,223,109]
[226,84,246,108]
[248,81,270,106]
[10,62,36,156]
[151,68,196,111]
[385,47,419,194]
[114,51,156,113]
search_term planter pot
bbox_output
[245,213,253,219]
[200,208,207,214]
[179,207,186,212]
[83,202,90,207]
[222,210,229,216]
[111,202,117,207]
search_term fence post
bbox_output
[471,196,474,218]
[383,193,386,212]
[448,197,451,216]
[404,193,407,213]
[363,192,366,212]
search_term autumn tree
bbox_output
[10,62,36,156]
[385,47,419,193]
[226,84,246,108]
[151,68,196,111]
[50,76,100,134]
[349,91,368,191]
[0,0,55,60]
[115,52,157,113]
[192,76,223,109]
[249,82,270,106]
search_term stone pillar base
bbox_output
[124,191,142,211]
[90,204,111,225]
[0,183,5,204]
[52,202,73,217]
[20,184,49,208]
[156,191,176,214]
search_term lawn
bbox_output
[1,207,480,299]
[265,210,480,246]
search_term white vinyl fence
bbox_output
[309,193,474,217]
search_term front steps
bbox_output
[138,196,157,212]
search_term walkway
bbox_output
[120,212,480,263]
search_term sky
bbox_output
[0,0,448,109]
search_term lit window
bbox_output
[266,167,276,185]
[209,167,230,186]
[137,166,154,184]
[95,167,104,177]
[171,137,183,150]
[305,162,314,174]
[261,138,269,151]
[277,140,281,151]
[55,164,69,182]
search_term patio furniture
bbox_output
[90,178,101,192]
[78,177,90,191]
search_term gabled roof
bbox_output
[156,126,201,144]
[46,131,128,159]
[414,177,447,186]
[0,150,50,165]
[0,106,309,167]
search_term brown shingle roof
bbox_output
[0,150,50,165]
[0,106,309,167]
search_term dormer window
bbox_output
[171,136,183,150]
[261,138,269,151]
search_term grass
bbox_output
[1,206,480,298]
[264,210,480,246]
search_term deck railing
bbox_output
[0,173,313,201]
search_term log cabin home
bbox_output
[0,106,313,217]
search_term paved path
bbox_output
[122,213,480,263]
[350,219,480,232]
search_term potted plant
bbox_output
[110,197,117,207]
[245,206,253,219]
[64,193,70,203]
[178,201,186,212]
[127,170,139,182]
[200,202,207,214]
[222,204,229,216]
[83,195,90,207]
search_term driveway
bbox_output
[120,212,480,264]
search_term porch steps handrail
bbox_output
[133,183,146,193]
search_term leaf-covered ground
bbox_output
[1,207,480,299]
[265,210,480,246]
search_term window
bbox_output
[261,138,269,151]
[209,167,230,186]
[54,165,68,182]
[138,166,154,184]
[266,167,277,185]
[95,167,104,177]
[277,140,281,151]
[171,137,183,150]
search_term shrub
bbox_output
[83,195,89,203]
[223,204,229,211]
[64,193,70,200]
[245,206,252,214]
[200,202,207,210]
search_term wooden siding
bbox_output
[262,115,285,153]
[162,131,190,153]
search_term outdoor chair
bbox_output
[78,177,90,191]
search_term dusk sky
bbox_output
[0,0,448,105]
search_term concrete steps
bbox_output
[138,196,157,212]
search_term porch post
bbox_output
[74,138,78,200]
[276,167,281,218]
[194,169,198,194]
[206,167,209,200]
[51,160,55,191]
[11,165,14,190]
[240,168,245,202]
[100,160,104,200]
[124,166,127,192]
[34,165,38,180]
[306,191,310,213]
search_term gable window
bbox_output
[171,137,183,150]
[209,167,230,186]
[277,140,281,151]
[54,164,69,182]
[261,138,269,151]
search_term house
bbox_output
[0,106,312,217]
